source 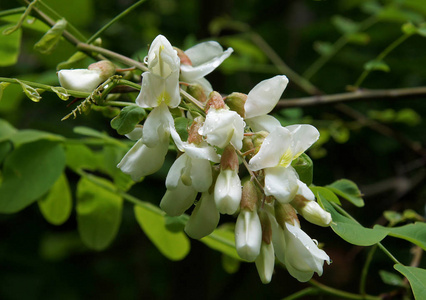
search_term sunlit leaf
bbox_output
[0,141,66,213]
[326,179,364,207]
[34,19,67,54]
[110,106,146,135]
[291,153,313,186]
[38,173,72,225]
[134,205,190,261]
[320,198,387,246]
[201,225,242,261]
[65,144,99,171]
[332,15,359,34]
[10,129,64,147]
[0,25,22,67]
[374,223,426,251]
[0,118,17,142]
[394,265,426,300]
[76,176,123,250]
[222,254,241,274]
[311,186,341,206]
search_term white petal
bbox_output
[142,103,173,148]
[190,158,213,192]
[117,137,168,181]
[165,153,189,189]
[160,179,198,216]
[255,242,275,284]
[136,71,180,108]
[297,180,315,201]
[214,169,242,215]
[286,124,320,158]
[245,75,288,119]
[181,41,233,81]
[284,223,330,282]
[296,199,332,227]
[264,167,298,203]
[249,126,292,171]
[269,212,286,264]
[194,77,213,95]
[245,115,282,133]
[147,35,180,77]
[184,192,220,239]
[125,127,143,141]
[235,209,262,262]
[58,69,103,93]
[183,143,220,163]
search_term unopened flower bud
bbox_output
[220,145,239,171]
[214,169,241,215]
[88,60,116,81]
[259,210,272,245]
[255,241,275,284]
[187,116,204,144]
[205,91,225,112]
[291,196,332,227]
[174,47,192,65]
[274,202,299,228]
[224,92,247,118]
[252,131,269,155]
[186,83,206,103]
[235,208,262,261]
[240,180,258,211]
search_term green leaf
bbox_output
[383,210,403,226]
[0,25,21,66]
[15,79,43,102]
[379,270,406,287]
[73,126,124,147]
[0,141,12,164]
[174,117,190,141]
[201,225,242,260]
[0,15,50,33]
[222,254,241,274]
[332,15,359,34]
[134,205,190,261]
[394,265,426,300]
[364,60,390,72]
[320,198,387,246]
[0,118,17,142]
[311,186,341,206]
[76,176,123,250]
[65,144,99,171]
[38,173,72,225]
[326,179,364,207]
[34,19,67,54]
[164,215,187,233]
[347,32,370,45]
[291,153,313,186]
[0,82,11,101]
[374,223,426,251]
[0,141,66,213]
[51,86,71,101]
[402,22,418,35]
[10,129,64,147]
[101,146,134,191]
[57,51,88,70]
[313,41,334,56]
[110,106,146,135]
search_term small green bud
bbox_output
[224,92,247,118]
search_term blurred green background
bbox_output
[1,0,425,299]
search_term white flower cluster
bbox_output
[60,34,332,283]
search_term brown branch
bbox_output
[275,86,426,109]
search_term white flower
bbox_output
[199,108,245,150]
[235,209,262,261]
[180,41,233,94]
[283,222,330,282]
[249,125,319,203]
[255,242,275,284]
[58,69,104,93]
[214,169,242,215]
[137,35,180,108]
[160,178,198,216]
[244,75,289,132]
[184,191,220,239]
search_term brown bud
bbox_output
[88,60,116,81]
[274,202,299,228]
[186,84,207,103]
[220,145,239,171]
[224,92,247,118]
[187,117,204,144]
[205,91,225,112]
[174,47,192,65]
[240,180,258,211]
[259,210,272,244]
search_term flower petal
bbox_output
[245,115,281,133]
[255,242,275,284]
[117,137,169,181]
[184,191,220,239]
[214,169,242,215]
[190,157,213,192]
[264,166,298,203]
[183,143,220,163]
[249,126,292,171]
[136,71,180,108]
[165,153,189,189]
[244,75,288,119]
[286,124,319,159]
[142,103,173,148]
[160,179,198,216]
[58,69,103,93]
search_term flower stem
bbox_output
[359,244,378,296]
[281,287,319,300]
[309,279,381,300]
